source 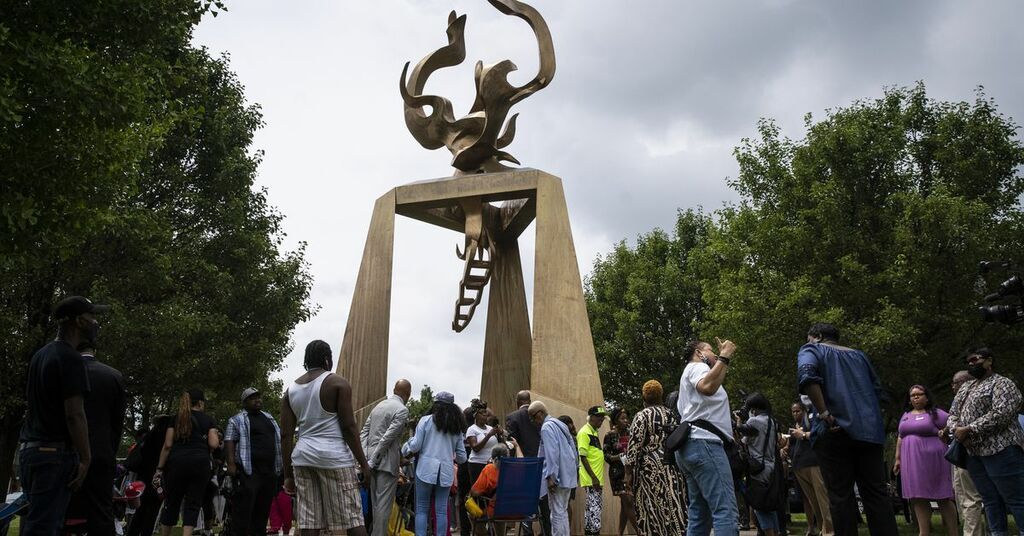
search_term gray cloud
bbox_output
[193,0,1024,407]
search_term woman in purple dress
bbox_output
[893,384,958,536]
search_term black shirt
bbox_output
[82,354,127,464]
[20,340,91,443]
[168,410,216,462]
[505,406,540,457]
[248,411,276,474]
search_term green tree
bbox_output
[587,84,1024,422]
[693,84,1024,419]
[585,210,711,413]
[0,0,311,490]
[407,385,435,423]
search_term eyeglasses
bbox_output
[528,411,542,419]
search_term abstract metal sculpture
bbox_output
[399,0,555,332]
[344,4,612,527]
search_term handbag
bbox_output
[944,439,968,468]
[746,457,785,510]
[464,496,484,519]
[662,421,692,465]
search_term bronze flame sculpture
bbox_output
[400,0,555,332]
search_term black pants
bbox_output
[67,458,116,536]
[813,430,897,536]
[230,470,278,536]
[160,457,212,527]
[457,462,472,536]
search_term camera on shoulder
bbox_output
[978,260,1024,325]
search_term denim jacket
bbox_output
[401,415,468,487]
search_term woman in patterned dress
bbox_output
[623,380,687,535]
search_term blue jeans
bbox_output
[19,445,78,536]
[414,478,450,536]
[753,509,780,532]
[965,445,1024,536]
[675,438,738,536]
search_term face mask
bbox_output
[968,362,987,379]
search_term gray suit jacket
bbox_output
[361,394,410,475]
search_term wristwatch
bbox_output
[717,355,731,366]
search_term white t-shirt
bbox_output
[677,361,734,442]
[466,424,499,464]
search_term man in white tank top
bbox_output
[281,340,372,535]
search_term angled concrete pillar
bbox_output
[338,189,396,420]
[337,169,614,533]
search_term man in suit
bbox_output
[67,342,127,536]
[505,390,551,536]
[361,379,412,536]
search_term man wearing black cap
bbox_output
[66,342,127,536]
[578,406,608,536]
[20,296,108,534]
[225,387,282,536]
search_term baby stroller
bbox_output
[64,473,146,535]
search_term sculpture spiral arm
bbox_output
[399,0,555,174]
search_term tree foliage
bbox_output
[0,0,311,487]
[406,385,435,423]
[585,211,710,413]
[588,84,1024,421]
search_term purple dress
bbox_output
[898,409,953,499]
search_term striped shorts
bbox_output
[294,465,364,531]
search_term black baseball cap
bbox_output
[588,406,608,417]
[52,296,110,321]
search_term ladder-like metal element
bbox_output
[453,233,494,332]
[452,197,494,332]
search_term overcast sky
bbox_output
[192,1,1024,407]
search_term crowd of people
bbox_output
[12,295,1024,536]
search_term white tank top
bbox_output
[288,371,354,469]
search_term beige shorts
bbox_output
[294,465,364,531]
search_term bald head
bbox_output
[952,370,972,393]
[516,390,531,407]
[394,379,412,403]
[528,400,548,418]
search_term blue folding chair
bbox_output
[480,457,542,536]
[0,492,28,536]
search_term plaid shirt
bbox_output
[225,410,283,475]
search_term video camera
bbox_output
[978,261,1024,325]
